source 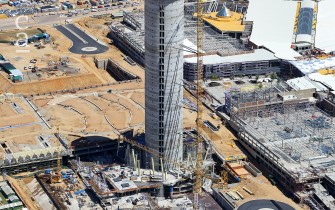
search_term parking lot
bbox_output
[0,8,39,17]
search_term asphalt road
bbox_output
[0,9,130,30]
[237,199,295,210]
[55,24,108,54]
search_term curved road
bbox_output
[55,24,108,54]
[238,199,296,210]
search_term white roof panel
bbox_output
[184,49,277,65]
[9,69,23,76]
[245,0,300,60]
[315,0,335,53]
[286,76,328,92]
[289,57,335,74]
[183,39,197,56]
[308,73,335,90]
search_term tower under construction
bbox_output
[145,0,184,170]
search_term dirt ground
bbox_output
[0,12,146,96]
[11,73,102,95]
[33,87,243,161]
[0,97,61,160]
[36,91,145,135]
[0,28,41,42]
[7,176,42,210]
[0,24,117,95]
[216,175,305,210]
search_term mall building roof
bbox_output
[315,0,335,53]
[288,57,335,75]
[286,76,328,92]
[184,49,278,65]
[245,0,301,60]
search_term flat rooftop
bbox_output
[200,11,245,32]
[184,49,278,65]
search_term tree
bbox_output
[270,72,277,82]
[255,75,259,81]
[258,83,263,89]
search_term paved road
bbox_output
[55,24,108,54]
[238,199,295,210]
[0,9,122,30]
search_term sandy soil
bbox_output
[0,24,117,95]
[85,94,130,130]
[7,176,42,210]
[60,97,120,133]
[37,91,145,133]
[0,98,40,127]
[217,175,304,210]
[43,105,85,132]
[33,98,51,107]
[7,73,101,95]
[0,124,42,140]
[119,94,144,126]
[130,91,145,107]
[25,177,56,210]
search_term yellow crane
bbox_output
[194,0,204,208]
[50,127,62,183]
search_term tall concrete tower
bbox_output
[145,0,184,170]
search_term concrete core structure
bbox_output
[145,0,184,170]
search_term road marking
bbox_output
[16,49,30,53]
[63,25,88,44]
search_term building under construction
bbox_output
[109,1,251,70]
[225,86,335,203]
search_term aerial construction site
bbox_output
[1,0,335,209]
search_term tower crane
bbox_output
[194,0,205,208]
[50,127,62,183]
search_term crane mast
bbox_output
[194,0,204,208]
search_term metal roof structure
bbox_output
[0,62,16,71]
[9,69,24,77]
[216,5,230,17]
[308,73,335,91]
[315,0,335,53]
[286,76,328,92]
[245,0,301,60]
[295,0,314,44]
[0,202,23,210]
[288,57,335,74]
[184,49,278,65]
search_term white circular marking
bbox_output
[259,208,275,210]
[81,47,97,52]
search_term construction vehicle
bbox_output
[227,141,235,148]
